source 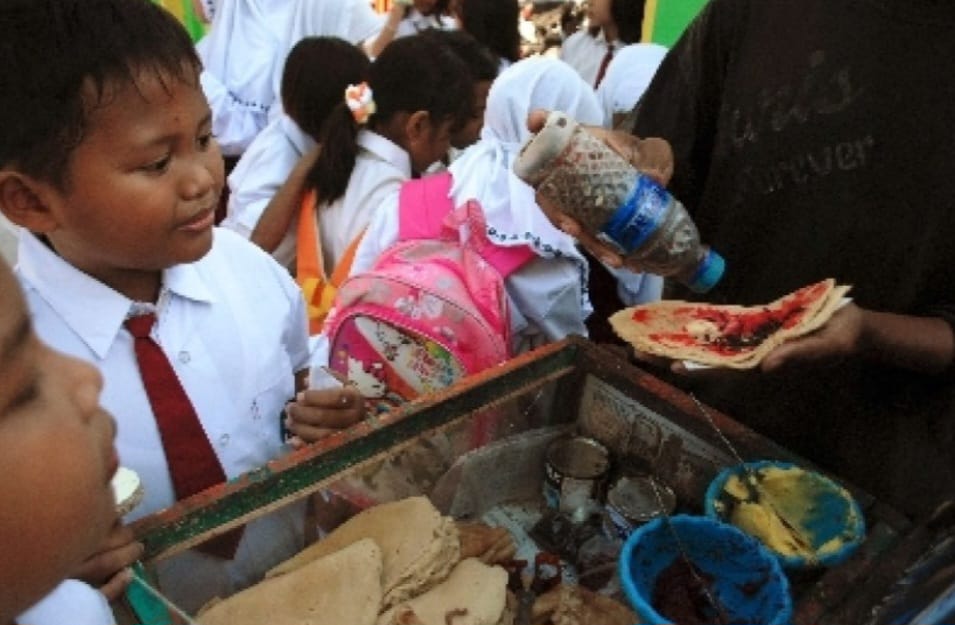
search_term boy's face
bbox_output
[25,66,223,300]
[0,260,117,622]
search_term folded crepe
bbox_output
[198,538,383,625]
[378,558,510,625]
[531,584,636,625]
[610,279,851,368]
[268,496,460,610]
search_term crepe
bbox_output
[610,279,851,368]
[457,522,517,565]
[267,496,461,610]
[111,466,144,517]
[378,558,510,625]
[198,538,383,625]
[531,584,636,625]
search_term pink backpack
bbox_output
[324,172,535,405]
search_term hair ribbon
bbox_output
[345,82,376,125]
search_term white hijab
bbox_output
[449,56,604,262]
[596,43,669,128]
[197,0,294,113]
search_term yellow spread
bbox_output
[721,465,854,563]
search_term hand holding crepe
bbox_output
[267,496,460,610]
[378,559,511,625]
[198,539,383,625]
[610,279,852,369]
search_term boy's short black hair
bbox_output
[0,0,200,189]
[419,29,499,83]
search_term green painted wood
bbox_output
[651,0,708,47]
[132,340,581,560]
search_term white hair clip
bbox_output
[345,82,376,125]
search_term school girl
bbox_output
[252,35,473,334]
[198,0,382,156]
[350,57,623,352]
[222,37,370,269]
[560,0,646,88]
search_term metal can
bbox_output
[603,474,676,540]
[543,436,611,515]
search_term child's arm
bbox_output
[364,2,404,58]
[250,144,322,253]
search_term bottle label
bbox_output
[600,174,672,254]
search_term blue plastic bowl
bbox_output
[704,460,866,569]
[619,514,792,625]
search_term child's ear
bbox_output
[404,110,432,145]
[0,171,60,233]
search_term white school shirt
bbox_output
[394,8,457,38]
[17,229,310,613]
[221,114,314,270]
[559,29,620,87]
[16,580,114,625]
[595,43,668,128]
[316,130,411,272]
[0,211,18,265]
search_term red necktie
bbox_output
[126,313,241,559]
[594,44,614,88]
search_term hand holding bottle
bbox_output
[520,109,721,292]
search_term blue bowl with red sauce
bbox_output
[619,514,792,625]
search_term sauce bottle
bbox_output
[514,111,724,293]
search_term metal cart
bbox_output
[123,337,946,625]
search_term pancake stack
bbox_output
[266,496,461,610]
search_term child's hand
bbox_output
[71,521,144,601]
[284,387,366,448]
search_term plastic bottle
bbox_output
[513,111,724,293]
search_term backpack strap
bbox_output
[397,171,456,241]
[296,188,363,334]
[397,172,535,279]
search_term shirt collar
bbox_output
[280,114,316,156]
[595,30,620,50]
[357,129,413,178]
[17,232,216,359]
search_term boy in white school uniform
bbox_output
[0,0,363,615]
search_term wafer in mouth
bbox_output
[112,465,144,517]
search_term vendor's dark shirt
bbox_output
[633,0,955,517]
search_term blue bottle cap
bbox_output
[688,249,725,293]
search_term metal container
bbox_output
[603,474,676,539]
[543,436,611,515]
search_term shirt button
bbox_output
[219,434,230,447]
[178,350,191,364]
